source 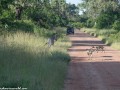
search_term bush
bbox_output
[72,22,84,29]
[109,32,120,42]
[112,20,120,30]
[95,13,113,29]
[86,19,94,28]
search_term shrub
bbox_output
[86,19,94,28]
[72,22,84,29]
[95,13,113,29]
[112,20,120,30]
[109,32,120,42]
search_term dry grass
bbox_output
[0,30,71,90]
[81,28,120,50]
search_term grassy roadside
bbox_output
[81,28,120,50]
[0,27,71,90]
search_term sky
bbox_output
[66,0,82,5]
[66,0,83,14]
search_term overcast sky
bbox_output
[66,0,82,5]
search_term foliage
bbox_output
[0,27,71,90]
[0,0,79,89]
[109,32,120,42]
[66,3,79,20]
[95,10,120,29]
[0,0,80,29]
[95,13,111,29]
[112,20,120,30]
[86,18,94,28]
[79,0,119,20]
[72,22,84,29]
[82,28,120,49]
[79,0,120,29]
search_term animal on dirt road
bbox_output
[86,48,95,59]
[95,46,105,53]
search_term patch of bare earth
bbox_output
[64,30,120,90]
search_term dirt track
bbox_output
[64,30,120,90]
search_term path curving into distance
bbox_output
[64,29,120,90]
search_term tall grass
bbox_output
[0,28,71,90]
[81,28,120,50]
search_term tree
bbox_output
[66,3,79,22]
[78,0,120,28]
[79,0,119,19]
[0,0,80,29]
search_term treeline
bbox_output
[0,0,79,32]
[78,0,120,30]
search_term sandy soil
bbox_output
[64,30,120,90]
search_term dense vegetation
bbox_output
[81,28,120,49]
[0,0,79,30]
[1,0,120,89]
[0,27,71,90]
[78,0,120,30]
[0,0,80,90]
[78,0,120,50]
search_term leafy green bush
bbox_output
[86,19,94,28]
[28,8,68,29]
[112,20,120,30]
[109,32,120,42]
[72,22,84,29]
[96,13,113,29]
[96,14,107,29]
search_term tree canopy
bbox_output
[0,0,80,29]
[78,0,120,29]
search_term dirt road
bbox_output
[64,30,120,90]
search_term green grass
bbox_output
[81,28,120,50]
[111,42,120,50]
[0,28,71,90]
